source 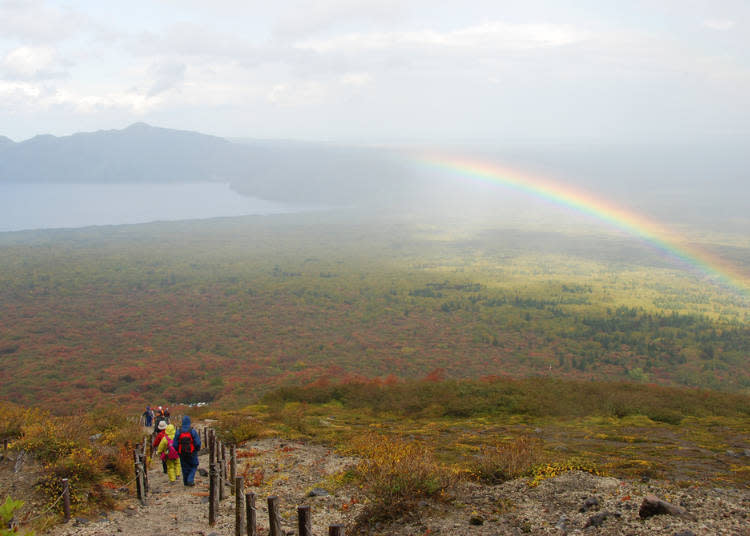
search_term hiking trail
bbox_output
[45,435,357,536]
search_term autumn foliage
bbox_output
[351,434,454,523]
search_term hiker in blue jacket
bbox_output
[175,415,201,486]
[142,406,153,427]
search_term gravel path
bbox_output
[44,437,358,536]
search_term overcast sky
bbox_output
[1,0,748,144]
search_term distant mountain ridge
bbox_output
[0,123,412,204]
[2,123,748,224]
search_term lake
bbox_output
[0,182,306,232]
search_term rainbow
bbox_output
[416,152,750,297]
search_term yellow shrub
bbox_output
[529,458,602,487]
[17,417,86,462]
[470,435,544,483]
[0,401,41,439]
[353,434,454,522]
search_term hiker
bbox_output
[164,407,171,423]
[142,406,153,427]
[175,415,201,486]
[155,423,181,483]
[152,420,169,474]
[153,407,167,433]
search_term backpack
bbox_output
[178,430,195,455]
[167,438,180,460]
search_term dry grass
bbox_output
[352,434,455,526]
[213,413,263,445]
[469,435,544,484]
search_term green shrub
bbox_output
[214,413,263,445]
[0,496,31,536]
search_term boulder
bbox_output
[584,511,620,528]
[469,515,484,526]
[307,487,329,497]
[579,496,600,512]
[639,495,696,520]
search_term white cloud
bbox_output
[1,46,67,80]
[267,81,326,106]
[339,72,371,87]
[273,0,404,39]
[0,0,88,43]
[64,91,159,114]
[702,19,735,31]
[295,21,587,54]
[0,79,161,115]
[147,60,186,96]
[1,1,748,143]
[0,80,43,105]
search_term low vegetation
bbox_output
[262,376,750,422]
[1,402,141,526]
[470,436,544,484]
[254,376,750,487]
[351,434,454,524]
[0,217,748,414]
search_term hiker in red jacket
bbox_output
[152,420,168,474]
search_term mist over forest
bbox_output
[1,123,748,233]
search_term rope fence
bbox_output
[19,485,68,524]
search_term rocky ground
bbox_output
[9,434,748,536]
[386,471,750,536]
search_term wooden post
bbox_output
[3,438,8,453]
[218,441,226,501]
[133,450,145,506]
[140,452,149,496]
[222,443,228,480]
[329,525,345,536]
[234,477,244,536]
[267,496,282,536]
[230,445,237,495]
[208,462,218,526]
[212,462,220,522]
[297,505,312,536]
[62,478,71,522]
[245,492,256,536]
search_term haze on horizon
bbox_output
[1,0,749,146]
